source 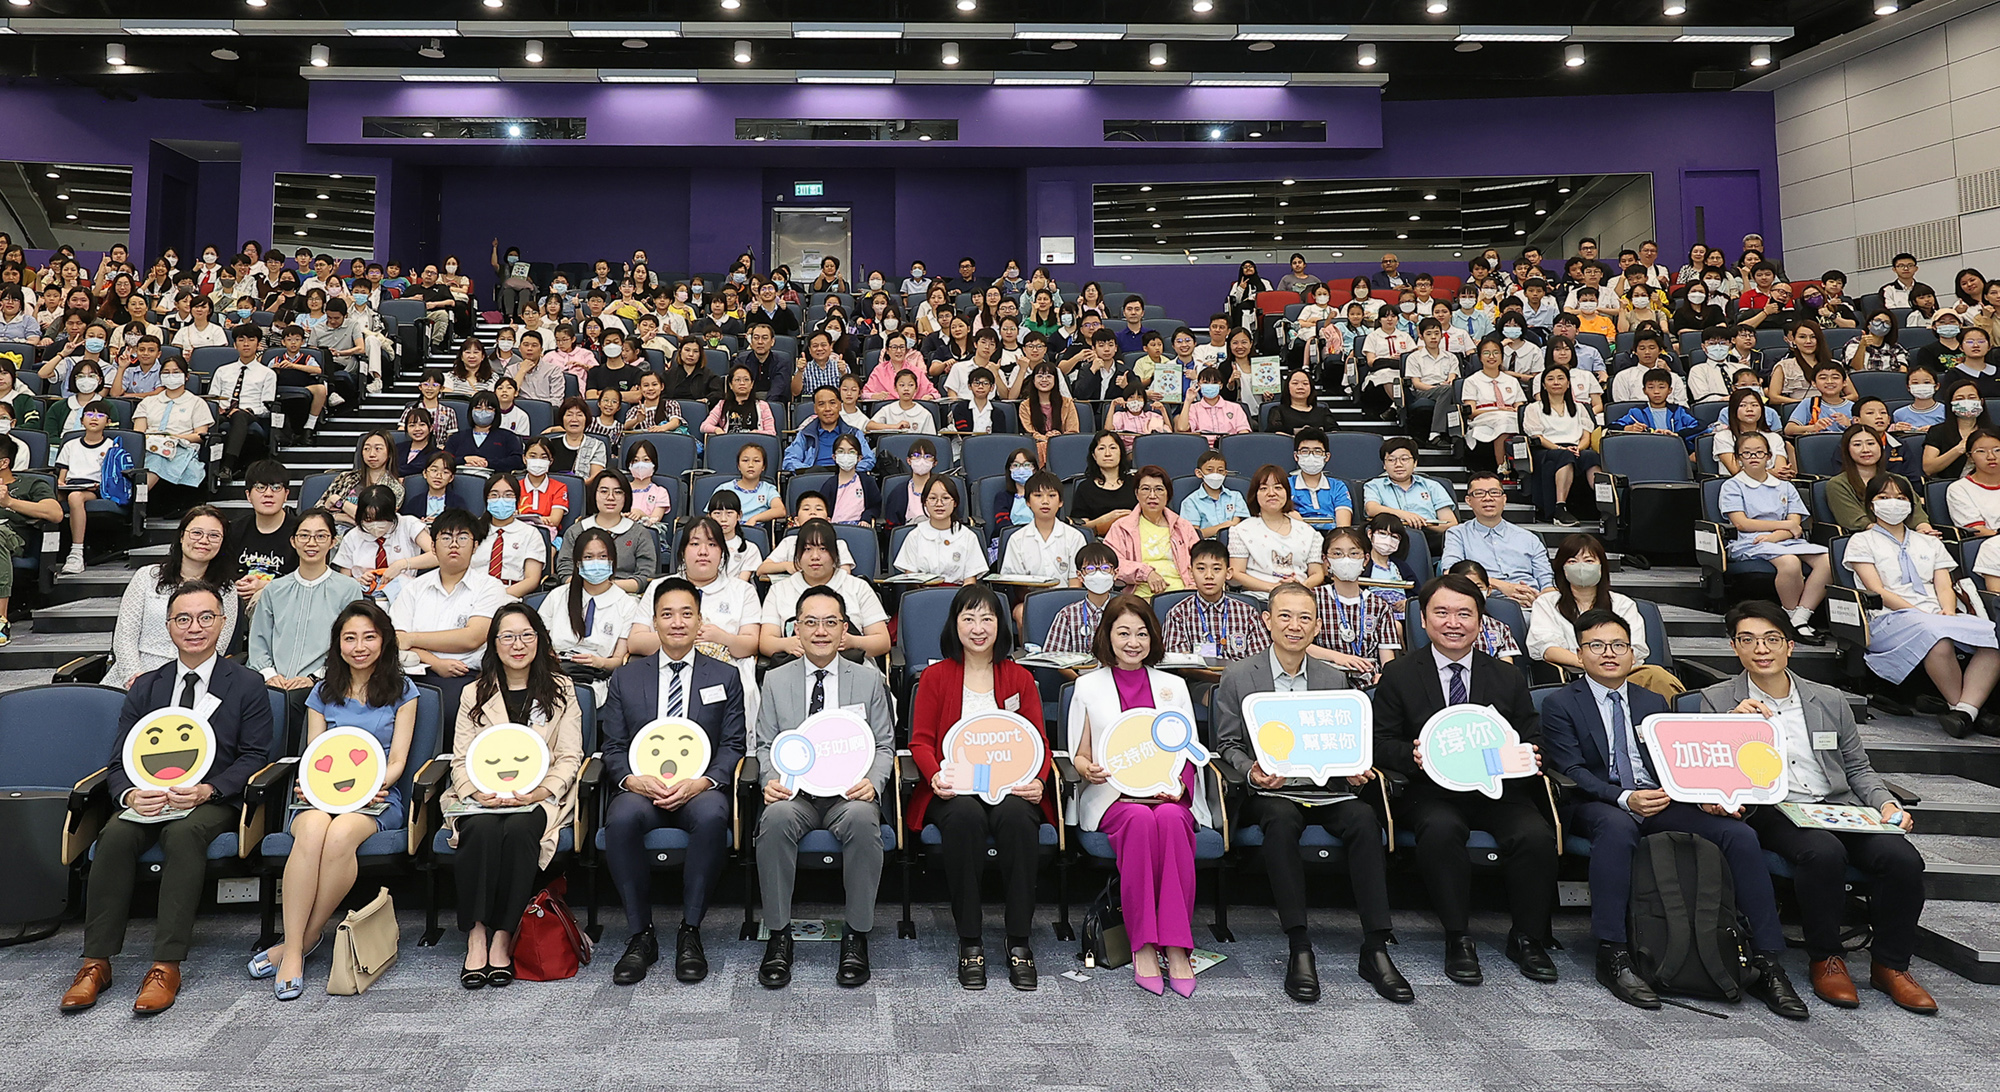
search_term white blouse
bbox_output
[894,522,988,582]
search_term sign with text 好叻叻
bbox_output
[1242,690,1373,784]
[941,710,1047,804]
[769,709,876,797]
[1416,704,1536,799]
[1639,714,1788,810]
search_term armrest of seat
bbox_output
[1823,584,1874,649]
[1595,472,1625,520]
[1545,770,1579,804]
[409,755,453,858]
[53,652,110,685]
[238,758,297,859]
[63,766,113,865]
[1539,774,1566,855]
[242,756,299,808]
[1370,768,1399,849]
[572,754,603,850]
[1204,764,1230,853]
[1693,519,1727,574]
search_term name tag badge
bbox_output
[700,684,727,706]
[193,693,223,720]
[840,703,867,718]
[1812,731,1838,751]
[1003,693,1021,712]
[1196,641,1219,659]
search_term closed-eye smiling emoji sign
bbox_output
[464,723,551,798]
[627,717,712,788]
[122,707,218,791]
[299,726,388,814]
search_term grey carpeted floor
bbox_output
[5,898,2000,1092]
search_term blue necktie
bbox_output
[1607,691,1634,790]
[664,661,685,719]
[1447,663,1467,705]
[583,599,597,639]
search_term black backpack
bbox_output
[1628,832,1756,1000]
[1078,876,1129,969]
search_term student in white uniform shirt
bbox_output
[892,478,988,583]
[632,517,766,737]
[759,520,892,659]
[758,492,856,576]
[700,491,765,582]
[473,472,549,599]
[538,526,637,705]
[333,485,434,604]
[387,507,513,722]
[1945,429,2000,558]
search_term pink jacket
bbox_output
[860,353,938,399]
[1104,508,1199,589]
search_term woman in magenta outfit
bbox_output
[1067,594,1208,995]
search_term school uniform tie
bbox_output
[373,537,388,570]
[489,534,505,578]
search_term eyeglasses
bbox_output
[1579,640,1633,656]
[797,616,845,631]
[1080,565,1116,575]
[251,482,287,494]
[1466,489,1506,500]
[495,631,537,647]
[436,532,475,546]
[1731,633,1790,650]
[293,532,334,545]
[168,611,223,629]
[183,529,225,544]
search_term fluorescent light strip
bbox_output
[125,21,238,36]
[1189,73,1290,86]
[796,71,897,83]
[1233,25,1350,41]
[1455,26,1569,41]
[1013,25,1125,40]
[1463,202,1531,213]
[1181,192,1258,200]
[599,70,698,82]
[569,23,683,38]
[794,23,904,39]
[348,23,460,37]
[1675,29,1791,42]
[992,72,1092,84]
[1322,187,1395,196]
[400,71,500,82]
[1465,178,1554,192]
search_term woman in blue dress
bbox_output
[1843,474,2000,738]
[1718,431,1833,642]
[249,599,418,999]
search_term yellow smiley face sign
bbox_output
[299,727,388,814]
[627,717,713,788]
[464,723,551,798]
[122,707,218,791]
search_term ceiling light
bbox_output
[797,71,896,84]
[310,43,329,67]
[722,0,741,9]
[212,48,239,61]
[623,39,647,49]
[1565,44,1585,67]
[305,211,318,220]
[1152,222,1162,228]
[352,23,459,38]
[1276,219,1284,225]
[1397,232,1408,240]
[106,43,126,66]
[600,70,698,82]
[524,39,543,63]
[1120,255,1131,261]
[1875,1,1899,13]
[420,129,434,137]
[1456,27,1568,41]
[66,213,78,221]
[1281,178,1295,185]
[483,0,502,7]
[1664,0,1688,14]
[507,124,523,137]
[1209,127,1223,138]
[417,38,445,59]
[1513,221,1527,236]
[1674,29,1791,42]
[941,41,959,65]
[732,40,751,63]
[1139,185,1153,191]
[1191,74,1288,85]
[125,20,239,35]
[993,72,1092,84]
[1426,0,1449,13]
[1534,201,1548,215]
[401,72,498,81]
[1051,40,1078,50]
[54,187,68,200]
[1423,190,1437,200]
[796,23,905,39]
[1356,43,1376,67]
[1248,130,1263,137]
[1015,25,1125,40]
[957,0,977,10]
[316,192,330,199]
[1455,42,1482,52]
[1408,213,1421,221]
[43,169,57,178]
[293,229,307,236]
[1277,200,1287,206]
[1150,43,1167,66]
[1750,43,1772,66]
[329,174,341,178]
[1247,40,1276,51]
[1235,27,1349,41]
[570,24,683,38]
[246,0,266,7]
[1146,205,1156,211]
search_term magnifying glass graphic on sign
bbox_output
[771,733,817,790]
[1151,710,1211,765]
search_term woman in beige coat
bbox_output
[445,602,584,988]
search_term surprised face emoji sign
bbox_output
[122,708,218,792]
[464,723,551,798]
[299,727,388,814]
[626,717,712,789]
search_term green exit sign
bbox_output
[794,181,825,197]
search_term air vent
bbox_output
[1690,70,1736,89]
[1961,167,2000,216]
[1857,218,1962,270]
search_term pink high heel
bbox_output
[1134,968,1165,995]
[1168,976,1196,998]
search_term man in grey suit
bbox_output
[1214,583,1409,1006]
[753,584,895,989]
[1699,600,1935,1014]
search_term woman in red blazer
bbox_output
[909,583,1051,991]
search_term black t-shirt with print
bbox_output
[228,511,301,580]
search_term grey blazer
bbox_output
[1697,671,1891,809]
[1213,651,1353,781]
[754,655,896,798]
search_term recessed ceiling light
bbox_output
[1209,127,1223,138]
[1120,254,1131,261]
[305,211,318,219]
[212,48,239,61]
[1455,41,1482,52]
[418,38,445,60]
[1332,252,1342,258]
[623,39,647,49]
[1139,185,1153,192]
[507,124,523,137]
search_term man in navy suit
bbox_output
[1542,609,1806,1018]
[600,577,746,987]
[61,580,274,1015]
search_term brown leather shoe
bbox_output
[1870,965,1939,1014]
[59,959,112,1013]
[1810,956,1860,1008]
[132,962,181,1016]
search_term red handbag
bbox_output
[512,876,593,981]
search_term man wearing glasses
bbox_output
[1696,600,1936,1014]
[1541,609,1807,1017]
[224,460,300,614]
[60,580,274,1015]
[1440,470,1552,607]
[387,507,510,724]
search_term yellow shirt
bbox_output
[1138,518,1185,596]
[1577,314,1618,342]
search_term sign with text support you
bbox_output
[1639,714,1788,810]
[941,710,1047,805]
[1242,689,1373,784]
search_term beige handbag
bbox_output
[326,887,399,995]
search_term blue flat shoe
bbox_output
[248,949,278,980]
[275,975,305,1001]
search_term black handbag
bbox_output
[1078,875,1129,969]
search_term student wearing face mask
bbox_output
[1670,282,1726,335]
[1846,309,1910,372]
[1922,376,1994,479]
[1526,534,1679,696]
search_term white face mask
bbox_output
[1370,533,1399,556]
[1126,398,1144,413]
[0,419,11,435]
[444,263,458,274]
[1314,293,1330,305]
[1564,561,1602,588]
[1579,301,1598,313]
[362,520,395,538]
[834,451,860,471]
[1202,472,1226,490]
[869,278,884,290]
[1479,287,1497,299]
[1327,557,1366,583]
[628,460,654,480]
[161,372,186,390]
[1687,292,1707,306]
[525,457,551,477]
[1872,498,1912,525]
[1081,570,1116,595]
[907,456,935,475]
[74,376,100,394]
[1909,383,1936,400]
[497,340,514,354]
[1296,453,1326,475]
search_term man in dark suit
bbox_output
[61,580,274,1015]
[601,577,746,987]
[1542,610,1807,1017]
[1372,574,1557,985]
[1214,583,1409,1005]
[732,322,794,399]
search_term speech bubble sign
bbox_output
[1416,703,1537,799]
[770,709,876,797]
[464,723,552,799]
[299,727,389,814]
[1242,689,1374,785]
[1095,706,1206,798]
[1639,713,1789,810]
[123,706,219,792]
[626,717,714,789]
[941,710,1048,804]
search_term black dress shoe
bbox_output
[1283,948,1321,1003]
[758,927,794,990]
[1007,945,1038,991]
[1594,947,1660,1010]
[837,930,870,988]
[1747,954,1810,1020]
[674,924,708,983]
[958,941,988,990]
[1975,711,2000,738]
[1359,945,1414,1003]
[1505,931,1559,982]
[1444,937,1483,986]
[1938,710,1975,739]
[612,929,658,986]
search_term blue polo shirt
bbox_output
[1289,473,1352,520]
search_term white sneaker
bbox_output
[61,552,85,576]
[328,392,348,408]
[367,377,385,393]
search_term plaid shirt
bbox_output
[1312,586,1406,663]
[1161,594,1272,660]
[1044,598,1105,655]
[1479,616,1522,659]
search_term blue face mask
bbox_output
[236,308,251,319]
[471,408,496,426]
[1501,326,1523,341]
[486,498,517,520]
[1009,465,1034,483]
[83,336,105,354]
[1200,383,1222,399]
[1705,343,1730,362]
[579,559,615,584]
